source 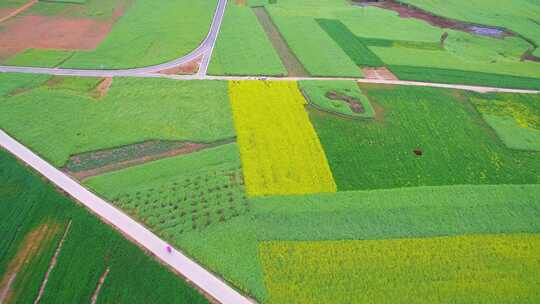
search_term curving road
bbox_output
[0,0,228,77]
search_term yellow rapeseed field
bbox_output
[228,80,336,196]
[259,234,540,304]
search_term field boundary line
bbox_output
[0,0,38,23]
[0,129,256,304]
[34,220,73,304]
[90,267,110,304]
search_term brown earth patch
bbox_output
[235,0,247,5]
[91,77,113,98]
[326,91,365,113]
[362,67,398,80]
[0,221,61,303]
[0,8,17,20]
[0,15,113,57]
[65,138,236,180]
[158,56,202,75]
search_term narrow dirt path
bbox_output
[90,267,110,304]
[34,221,72,304]
[0,0,38,24]
[252,7,308,77]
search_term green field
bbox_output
[0,74,234,166]
[0,149,208,304]
[208,3,286,76]
[309,84,539,190]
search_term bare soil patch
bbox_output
[65,137,236,180]
[91,77,113,98]
[158,56,202,75]
[235,0,247,6]
[0,221,61,303]
[326,91,365,113]
[252,7,308,77]
[362,67,398,80]
[0,15,113,57]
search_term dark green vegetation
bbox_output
[316,19,384,67]
[389,65,540,90]
[310,84,539,191]
[299,80,374,118]
[0,74,235,167]
[0,149,208,304]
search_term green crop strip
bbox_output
[316,19,384,67]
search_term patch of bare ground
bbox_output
[65,137,236,180]
[235,0,247,6]
[326,91,365,113]
[34,221,72,304]
[0,15,113,57]
[252,6,309,77]
[91,77,113,99]
[362,67,398,80]
[158,56,202,75]
[89,267,110,304]
[0,221,62,304]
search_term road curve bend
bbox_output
[0,0,228,77]
[0,130,256,304]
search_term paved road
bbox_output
[0,0,228,77]
[0,130,255,304]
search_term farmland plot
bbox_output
[0,150,208,304]
[228,80,336,196]
[310,85,540,190]
[259,234,540,304]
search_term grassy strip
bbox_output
[310,85,539,191]
[0,75,234,166]
[316,19,384,67]
[0,149,208,303]
[4,49,73,68]
[208,3,286,76]
[388,65,540,90]
[260,234,540,304]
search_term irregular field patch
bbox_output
[300,80,374,119]
[228,80,336,196]
[259,234,540,304]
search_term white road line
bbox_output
[0,130,256,304]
